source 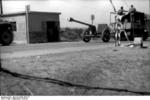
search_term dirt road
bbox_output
[1,41,115,59]
[1,40,150,95]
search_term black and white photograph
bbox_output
[0,0,150,97]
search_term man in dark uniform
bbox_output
[116,6,127,22]
[129,5,136,13]
[117,6,127,15]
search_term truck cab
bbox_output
[0,21,13,46]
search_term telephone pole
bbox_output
[149,0,150,14]
[0,0,3,14]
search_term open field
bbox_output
[0,40,150,95]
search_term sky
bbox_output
[1,0,150,28]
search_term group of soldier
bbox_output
[117,5,136,16]
[115,5,136,46]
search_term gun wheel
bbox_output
[102,28,110,42]
[82,29,91,42]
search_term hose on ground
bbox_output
[1,67,150,95]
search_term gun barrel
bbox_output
[69,17,94,27]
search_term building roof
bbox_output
[0,11,61,17]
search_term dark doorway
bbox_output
[46,21,59,42]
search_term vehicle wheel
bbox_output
[127,32,134,41]
[143,31,149,41]
[0,30,13,46]
[120,31,126,41]
[82,29,91,42]
[101,28,110,42]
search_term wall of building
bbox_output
[28,12,60,43]
[1,15,27,44]
[28,13,60,32]
[1,12,61,44]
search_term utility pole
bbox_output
[25,5,30,44]
[149,0,150,15]
[0,0,3,15]
[91,14,95,25]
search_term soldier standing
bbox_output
[129,5,136,13]
[117,6,127,15]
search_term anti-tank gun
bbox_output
[69,17,101,42]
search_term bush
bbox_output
[60,27,85,42]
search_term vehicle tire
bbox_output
[101,28,110,42]
[82,29,91,42]
[127,32,134,41]
[0,30,13,46]
[143,31,149,41]
[120,31,127,41]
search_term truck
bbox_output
[101,0,149,42]
[101,11,149,42]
